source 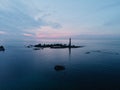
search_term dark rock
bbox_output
[27,45,33,48]
[85,52,90,54]
[54,65,65,71]
[115,53,119,55]
[33,48,40,50]
[0,46,5,51]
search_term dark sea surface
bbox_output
[0,39,120,90]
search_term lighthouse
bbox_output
[69,38,71,47]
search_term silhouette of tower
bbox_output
[69,38,71,47]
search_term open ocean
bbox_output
[0,39,120,90]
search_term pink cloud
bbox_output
[34,26,72,38]
[0,31,6,35]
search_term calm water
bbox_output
[0,39,120,90]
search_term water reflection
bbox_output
[68,48,71,61]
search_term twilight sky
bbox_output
[0,0,120,40]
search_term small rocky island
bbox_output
[27,38,84,49]
[54,65,65,71]
[0,46,5,51]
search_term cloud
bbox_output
[103,16,120,26]
[23,33,33,37]
[47,22,62,29]
[0,31,6,35]
[27,26,72,38]
[97,1,120,11]
[34,13,51,21]
[0,0,62,36]
[104,2,120,9]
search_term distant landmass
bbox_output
[27,38,84,50]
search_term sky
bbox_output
[0,0,120,40]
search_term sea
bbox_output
[0,39,120,90]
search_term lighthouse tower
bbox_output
[69,38,71,47]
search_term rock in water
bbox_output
[54,65,65,71]
[0,46,5,51]
[85,52,90,54]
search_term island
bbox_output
[54,65,65,71]
[27,38,84,49]
[0,46,5,51]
